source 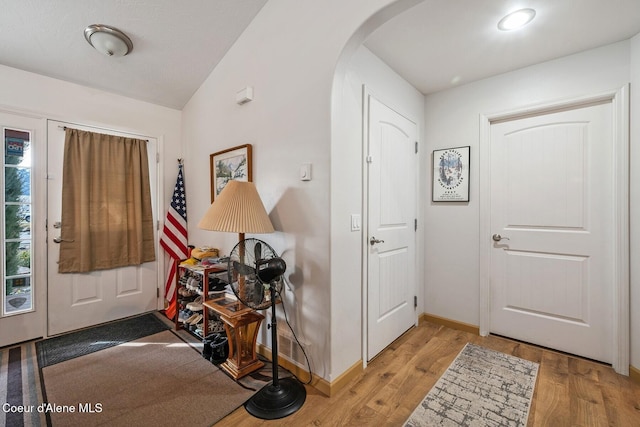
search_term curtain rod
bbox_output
[58,125,149,142]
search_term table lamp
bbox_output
[198,180,274,239]
[198,179,271,381]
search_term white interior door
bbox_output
[0,112,46,347]
[46,120,159,336]
[489,102,613,363]
[367,95,417,360]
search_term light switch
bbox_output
[300,163,311,181]
[351,214,361,231]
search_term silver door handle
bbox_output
[492,234,510,242]
[53,236,75,243]
[370,236,385,246]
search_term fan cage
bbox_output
[227,238,284,310]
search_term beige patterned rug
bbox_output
[41,330,254,426]
[405,343,539,427]
[2,312,294,426]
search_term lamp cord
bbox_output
[275,288,313,385]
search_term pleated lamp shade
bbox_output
[198,180,274,234]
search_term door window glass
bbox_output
[3,128,32,316]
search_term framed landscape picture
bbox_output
[210,144,252,202]
[432,146,470,202]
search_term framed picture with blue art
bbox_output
[210,144,252,202]
[432,146,470,202]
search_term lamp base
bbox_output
[244,377,306,420]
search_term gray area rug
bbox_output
[405,343,539,427]
[36,312,169,367]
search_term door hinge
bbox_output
[157,288,160,298]
[415,218,417,231]
[414,295,418,308]
[366,155,373,163]
[156,152,160,163]
[415,141,418,154]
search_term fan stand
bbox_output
[244,285,306,419]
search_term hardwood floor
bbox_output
[216,321,640,426]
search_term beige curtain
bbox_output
[58,128,156,273]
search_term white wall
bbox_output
[331,46,425,375]
[422,41,637,366]
[0,64,183,198]
[630,33,640,370]
[180,0,410,382]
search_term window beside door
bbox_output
[2,128,32,316]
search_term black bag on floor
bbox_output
[207,333,229,364]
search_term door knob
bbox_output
[53,236,75,243]
[492,234,510,242]
[370,236,385,246]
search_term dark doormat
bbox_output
[36,312,169,368]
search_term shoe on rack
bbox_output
[208,320,225,334]
[194,322,204,336]
[178,310,190,323]
[179,287,195,298]
[179,297,196,308]
[186,296,203,311]
[189,314,203,325]
[193,276,204,292]
[184,313,199,324]
[187,302,203,312]
[208,277,227,292]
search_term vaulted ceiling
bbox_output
[0,0,268,109]
[1,1,639,110]
[364,0,640,95]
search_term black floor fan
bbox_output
[227,238,306,419]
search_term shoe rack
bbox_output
[175,262,228,339]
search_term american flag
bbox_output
[160,164,188,304]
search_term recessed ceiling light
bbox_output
[497,8,536,31]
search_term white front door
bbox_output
[46,120,159,336]
[0,112,46,347]
[366,95,417,360]
[489,102,614,363]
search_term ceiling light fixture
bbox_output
[497,8,536,31]
[84,24,133,57]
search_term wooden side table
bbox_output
[203,297,265,379]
